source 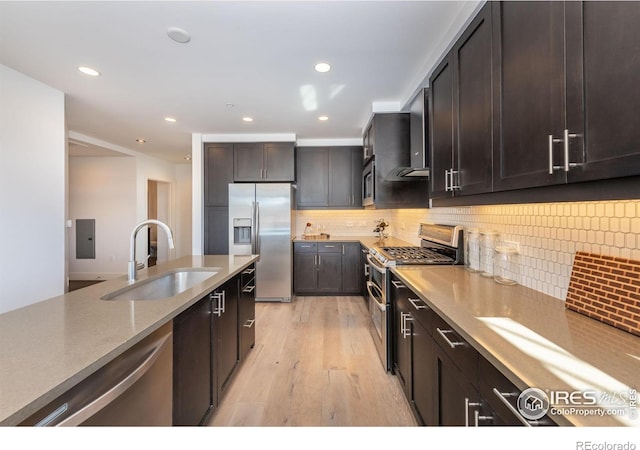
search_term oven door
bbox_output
[362,160,375,207]
[367,280,387,371]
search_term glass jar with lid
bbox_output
[464,228,481,272]
[479,230,499,277]
[493,245,519,285]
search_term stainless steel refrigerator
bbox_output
[228,183,295,302]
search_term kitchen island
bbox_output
[0,254,258,425]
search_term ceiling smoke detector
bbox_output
[167,27,191,44]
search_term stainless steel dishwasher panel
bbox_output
[20,321,173,426]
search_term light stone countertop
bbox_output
[391,265,640,427]
[0,254,259,426]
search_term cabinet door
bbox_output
[565,1,640,183]
[429,53,454,199]
[213,277,239,402]
[328,148,353,207]
[234,143,264,181]
[296,147,329,207]
[453,3,493,195]
[393,297,412,402]
[317,252,342,293]
[412,316,435,426]
[293,252,318,294]
[491,1,567,191]
[341,243,361,294]
[204,206,228,255]
[350,147,363,207]
[264,142,295,181]
[173,297,212,426]
[204,143,234,206]
[434,343,480,426]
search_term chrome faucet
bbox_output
[128,219,175,282]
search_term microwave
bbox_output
[363,160,375,206]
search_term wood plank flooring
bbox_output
[208,296,417,427]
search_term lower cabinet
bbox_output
[389,271,556,427]
[293,241,361,295]
[172,266,255,426]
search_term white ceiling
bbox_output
[0,1,481,163]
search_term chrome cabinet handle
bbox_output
[548,130,578,174]
[464,398,481,427]
[436,328,465,349]
[401,312,413,339]
[324,245,336,248]
[408,297,427,310]
[210,292,223,317]
[243,319,255,328]
[221,290,226,314]
[364,265,370,276]
[300,245,312,248]
[242,268,255,275]
[242,285,255,293]
[342,244,345,255]
[492,388,533,427]
[450,169,460,190]
[444,169,450,191]
[563,128,579,172]
[391,280,405,289]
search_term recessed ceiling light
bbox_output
[164,117,176,123]
[225,103,235,108]
[78,66,100,77]
[136,139,146,144]
[167,27,191,44]
[242,117,254,122]
[184,155,192,161]
[318,115,329,121]
[314,62,331,73]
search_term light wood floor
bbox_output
[208,296,417,427]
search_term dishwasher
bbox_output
[20,321,173,426]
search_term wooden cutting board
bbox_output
[566,251,640,337]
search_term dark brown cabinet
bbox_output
[239,265,256,360]
[234,142,295,182]
[212,277,239,402]
[430,3,493,198]
[204,206,228,255]
[173,267,255,426]
[204,143,234,206]
[172,295,213,426]
[293,242,362,295]
[295,146,363,209]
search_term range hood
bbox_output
[385,88,430,182]
[386,166,430,180]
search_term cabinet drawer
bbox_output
[317,243,341,253]
[294,242,317,253]
[240,264,256,288]
[478,357,556,426]
[391,277,433,333]
[432,313,478,385]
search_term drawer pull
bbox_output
[436,328,465,349]
[242,268,255,275]
[391,280,406,289]
[492,388,532,427]
[242,285,256,293]
[324,245,336,248]
[408,298,427,310]
[300,245,312,248]
[243,319,255,328]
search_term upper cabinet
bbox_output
[296,146,363,209]
[431,1,640,203]
[430,3,493,199]
[233,142,295,182]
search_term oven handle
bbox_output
[366,282,386,311]
[366,254,387,275]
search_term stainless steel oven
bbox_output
[366,254,389,370]
[362,160,375,207]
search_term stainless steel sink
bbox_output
[101,268,220,301]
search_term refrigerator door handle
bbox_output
[251,201,257,254]
[255,201,260,254]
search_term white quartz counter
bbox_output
[0,254,258,425]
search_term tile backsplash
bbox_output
[296,200,640,301]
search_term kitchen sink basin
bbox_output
[101,268,220,301]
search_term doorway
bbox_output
[147,179,172,267]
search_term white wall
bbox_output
[68,156,137,279]
[0,64,65,314]
[175,164,193,258]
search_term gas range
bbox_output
[369,223,464,267]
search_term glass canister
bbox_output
[479,230,499,277]
[464,228,481,272]
[493,245,519,285]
